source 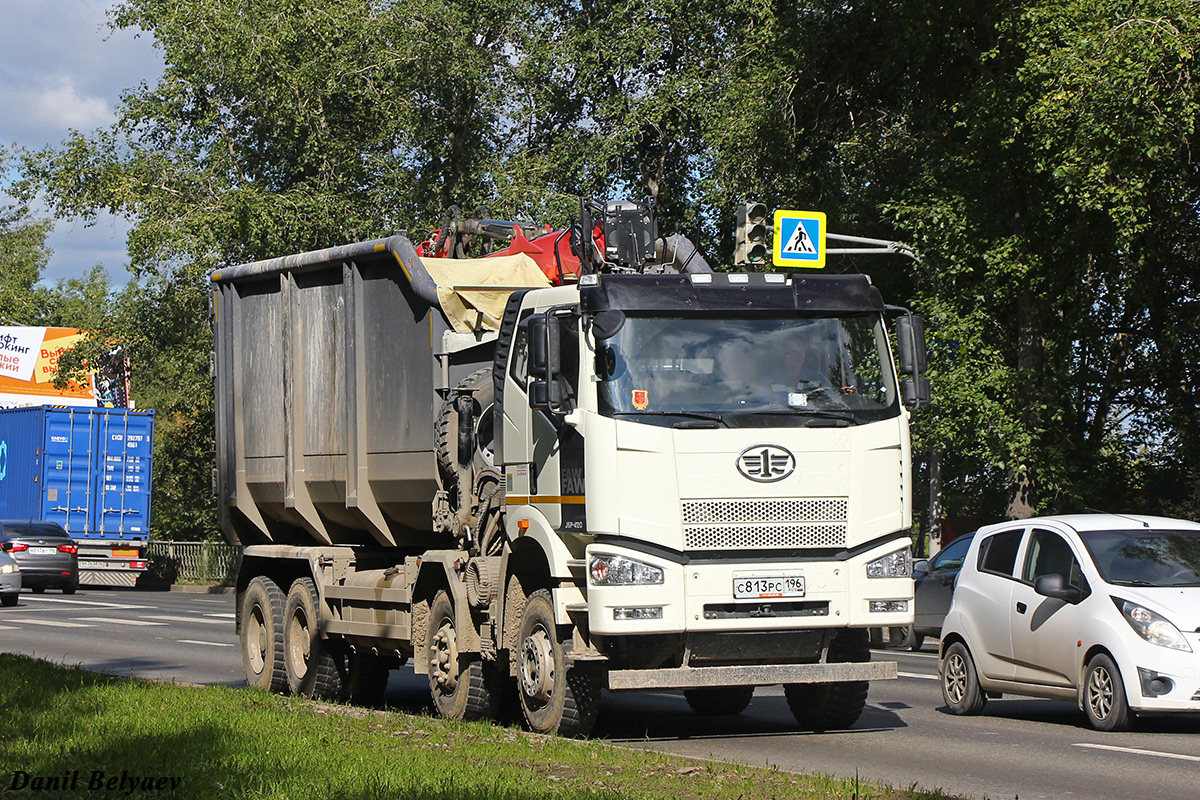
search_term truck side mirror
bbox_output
[895,315,927,375]
[528,313,563,412]
[901,376,930,411]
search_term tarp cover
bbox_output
[421,254,551,332]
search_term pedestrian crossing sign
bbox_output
[773,210,826,268]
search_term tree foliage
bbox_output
[15,0,1200,536]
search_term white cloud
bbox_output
[0,0,163,285]
[9,78,115,134]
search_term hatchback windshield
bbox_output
[1079,529,1200,587]
[595,315,899,428]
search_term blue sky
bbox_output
[1,0,163,285]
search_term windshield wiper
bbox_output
[612,411,728,428]
[727,408,857,427]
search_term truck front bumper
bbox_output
[605,660,896,690]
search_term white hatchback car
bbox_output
[939,514,1200,731]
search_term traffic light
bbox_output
[734,202,769,266]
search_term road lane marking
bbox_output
[0,625,17,630]
[203,613,236,619]
[177,640,234,647]
[1,618,90,628]
[139,615,231,625]
[75,617,167,626]
[898,671,938,681]
[21,597,151,610]
[1074,743,1200,763]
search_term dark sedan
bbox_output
[0,520,79,594]
[905,532,975,650]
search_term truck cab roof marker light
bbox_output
[728,274,750,284]
[765,273,786,284]
[689,273,713,284]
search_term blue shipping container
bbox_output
[0,407,154,540]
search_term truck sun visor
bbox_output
[580,273,886,315]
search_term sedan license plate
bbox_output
[733,573,805,599]
[28,547,57,555]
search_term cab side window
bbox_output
[978,529,1023,577]
[510,326,530,388]
[1023,528,1088,592]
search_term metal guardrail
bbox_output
[146,541,241,585]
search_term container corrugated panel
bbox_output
[90,410,153,538]
[0,407,154,539]
[41,407,100,533]
[0,406,46,519]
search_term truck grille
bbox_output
[681,498,847,551]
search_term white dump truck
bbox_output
[211,200,927,736]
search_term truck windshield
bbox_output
[594,315,899,428]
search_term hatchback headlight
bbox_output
[1117,599,1192,652]
[588,554,664,586]
[0,563,16,575]
[866,547,912,579]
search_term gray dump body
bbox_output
[211,236,500,550]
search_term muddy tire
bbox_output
[283,578,343,700]
[785,629,871,730]
[517,589,600,737]
[240,576,287,692]
[426,590,499,720]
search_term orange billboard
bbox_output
[0,327,131,409]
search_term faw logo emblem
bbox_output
[737,444,795,483]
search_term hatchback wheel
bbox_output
[941,641,986,715]
[1084,653,1132,732]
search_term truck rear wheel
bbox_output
[684,686,755,716]
[283,578,343,700]
[517,589,600,737]
[784,629,871,730]
[426,590,499,720]
[240,576,286,692]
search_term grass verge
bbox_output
[0,654,958,800]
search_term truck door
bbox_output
[500,308,583,532]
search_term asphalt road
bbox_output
[2,588,1198,800]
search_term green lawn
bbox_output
[0,654,958,799]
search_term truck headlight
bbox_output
[866,547,912,579]
[588,554,664,586]
[1117,599,1192,652]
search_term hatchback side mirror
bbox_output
[1034,574,1083,604]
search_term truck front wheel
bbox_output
[283,578,343,700]
[517,590,600,737]
[784,629,871,730]
[426,590,498,720]
[240,576,286,692]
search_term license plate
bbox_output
[733,573,805,599]
[28,547,57,555]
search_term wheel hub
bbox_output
[520,627,555,703]
[944,653,967,703]
[430,623,459,692]
[1088,666,1113,719]
[248,607,267,672]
